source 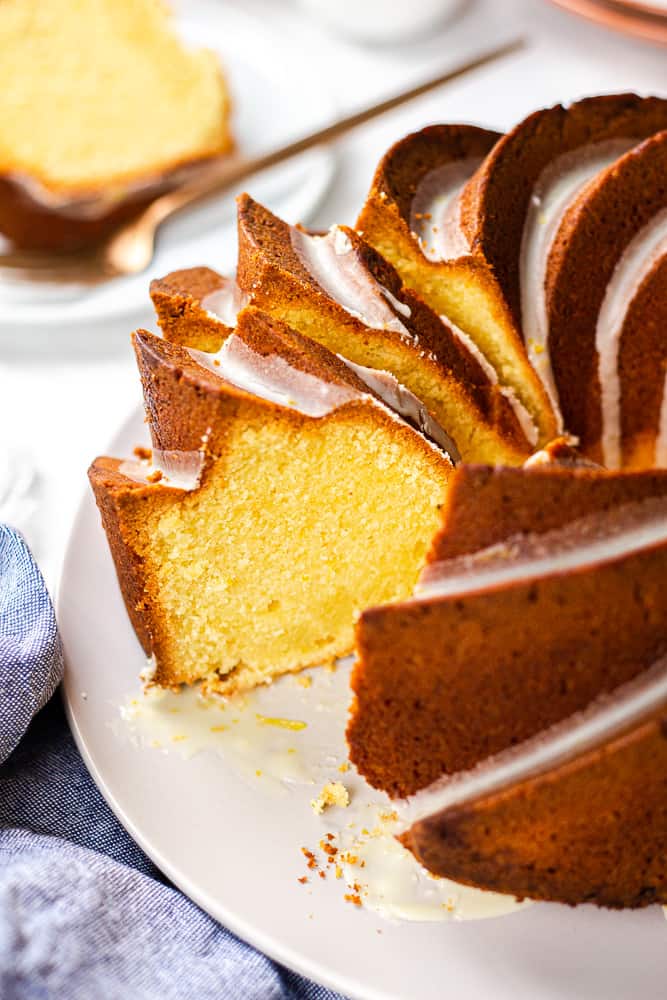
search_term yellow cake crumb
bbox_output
[310,781,350,815]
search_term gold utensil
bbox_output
[0,37,524,285]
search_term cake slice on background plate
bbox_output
[0,0,233,249]
[89,308,453,695]
[234,194,540,464]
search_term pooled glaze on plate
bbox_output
[116,661,525,923]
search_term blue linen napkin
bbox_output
[0,525,344,1000]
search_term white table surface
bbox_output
[2,0,666,589]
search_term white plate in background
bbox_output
[0,4,336,330]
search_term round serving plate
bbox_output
[0,2,336,331]
[58,406,667,1000]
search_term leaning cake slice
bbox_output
[89,308,453,694]
[356,124,557,446]
[235,193,537,464]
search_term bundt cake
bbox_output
[234,194,540,464]
[90,92,667,910]
[89,308,453,694]
[0,0,233,250]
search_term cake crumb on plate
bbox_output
[310,781,350,815]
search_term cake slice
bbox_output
[348,460,667,797]
[356,125,557,446]
[89,308,452,694]
[0,0,233,249]
[544,129,667,468]
[235,194,537,464]
[401,656,667,907]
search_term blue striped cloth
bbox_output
[0,525,343,1000]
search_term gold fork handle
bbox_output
[145,37,525,228]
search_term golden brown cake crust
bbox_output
[428,461,667,560]
[347,464,667,798]
[88,456,182,661]
[150,266,235,351]
[355,127,558,447]
[402,709,667,908]
[460,93,667,325]
[236,193,534,461]
[545,130,667,461]
[358,123,501,234]
[618,255,667,468]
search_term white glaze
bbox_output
[596,207,667,468]
[188,334,360,417]
[200,278,249,328]
[416,502,667,599]
[186,333,456,460]
[402,653,667,826]
[340,356,460,462]
[115,660,524,922]
[117,683,315,788]
[119,446,205,491]
[445,319,538,447]
[519,139,636,427]
[409,157,482,261]
[290,226,414,339]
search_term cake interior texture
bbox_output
[0,0,232,191]
[116,408,448,693]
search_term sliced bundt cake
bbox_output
[0,0,233,249]
[348,459,667,797]
[89,308,453,694]
[89,94,667,911]
[235,194,538,464]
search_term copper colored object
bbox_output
[551,0,667,45]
